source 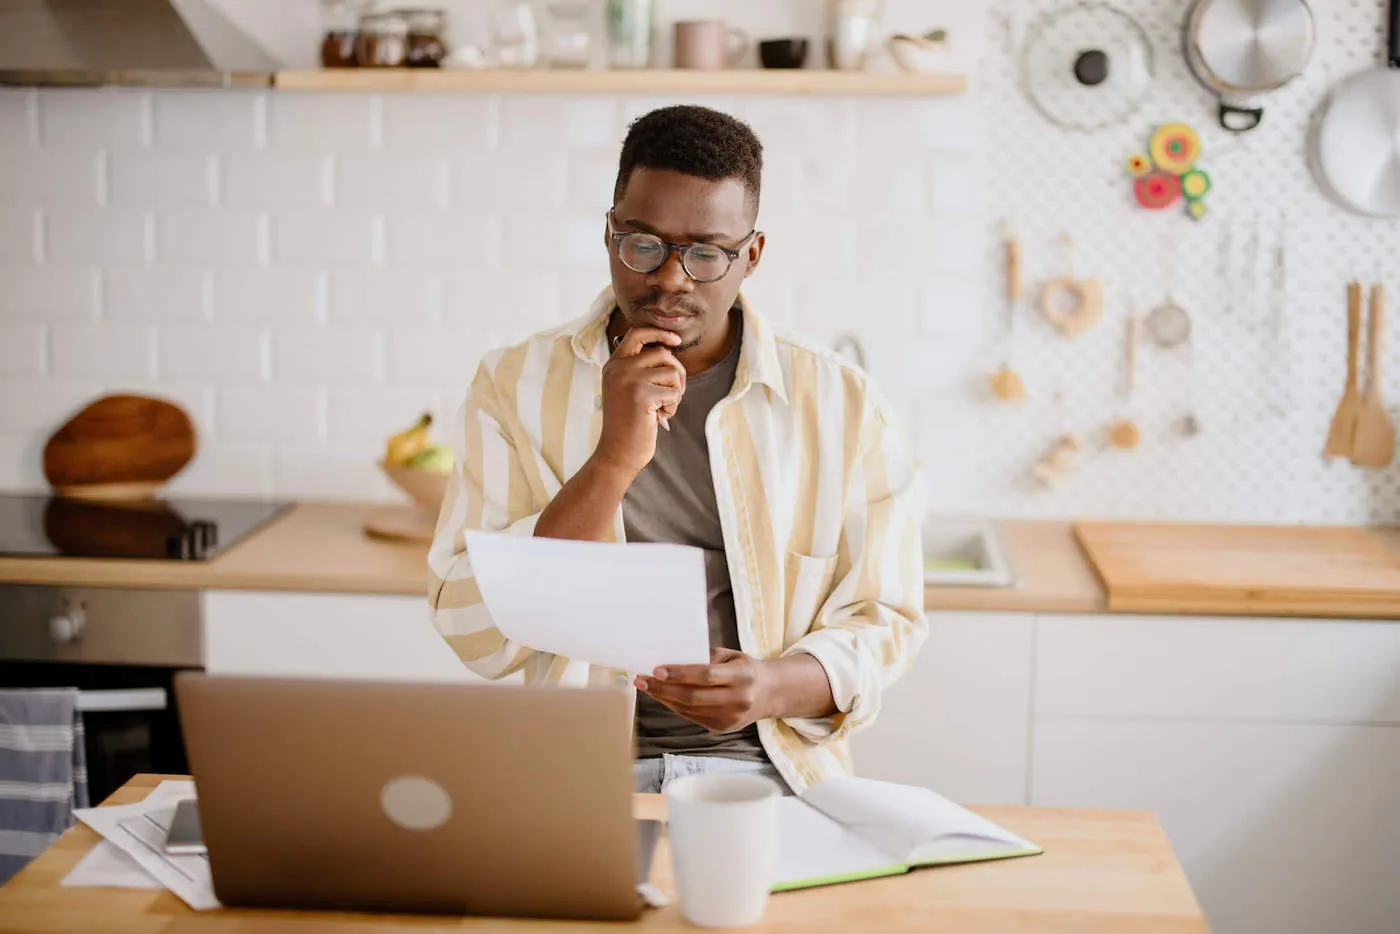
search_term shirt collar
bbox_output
[569,285,788,405]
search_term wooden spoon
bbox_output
[1324,281,1363,459]
[990,227,1027,402]
[1352,283,1396,468]
[1108,315,1142,450]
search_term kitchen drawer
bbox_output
[1036,614,1400,724]
[0,585,202,668]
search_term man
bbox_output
[428,105,925,796]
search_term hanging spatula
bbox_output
[1352,283,1396,468]
[1325,282,1364,459]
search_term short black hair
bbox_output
[613,104,763,215]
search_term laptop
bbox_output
[173,672,656,921]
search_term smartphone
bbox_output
[162,798,206,856]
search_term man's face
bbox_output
[607,167,763,353]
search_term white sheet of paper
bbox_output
[63,780,195,890]
[73,789,219,910]
[464,531,710,675]
[204,592,477,683]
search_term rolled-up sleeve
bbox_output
[427,362,550,680]
[781,388,927,744]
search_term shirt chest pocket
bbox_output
[783,551,839,647]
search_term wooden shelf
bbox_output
[274,68,967,96]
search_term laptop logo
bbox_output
[380,775,453,831]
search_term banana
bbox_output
[384,412,433,466]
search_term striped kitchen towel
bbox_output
[0,689,89,885]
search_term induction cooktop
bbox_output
[0,494,294,561]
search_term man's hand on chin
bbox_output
[635,648,837,733]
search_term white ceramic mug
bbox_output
[664,772,780,928]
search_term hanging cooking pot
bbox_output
[1183,0,1315,133]
[1309,0,1400,217]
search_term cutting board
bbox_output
[43,394,196,499]
[1074,522,1400,618]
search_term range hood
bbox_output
[0,0,282,88]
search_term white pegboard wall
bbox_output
[951,0,1400,524]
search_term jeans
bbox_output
[633,754,791,795]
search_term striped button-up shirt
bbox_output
[427,286,927,793]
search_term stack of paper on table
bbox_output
[64,780,220,910]
[773,777,1043,891]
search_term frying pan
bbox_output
[1183,0,1316,133]
[1309,0,1400,217]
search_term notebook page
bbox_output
[801,777,1037,862]
[771,798,907,891]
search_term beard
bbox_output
[622,290,709,352]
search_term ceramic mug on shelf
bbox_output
[674,20,750,69]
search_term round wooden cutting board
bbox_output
[43,394,196,499]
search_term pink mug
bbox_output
[674,20,750,69]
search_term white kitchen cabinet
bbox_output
[1033,717,1400,934]
[201,590,512,684]
[1036,613,1400,724]
[1033,612,1400,934]
[851,611,1034,805]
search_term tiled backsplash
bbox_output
[0,87,979,501]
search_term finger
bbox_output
[641,386,682,415]
[616,327,683,358]
[640,681,733,708]
[650,663,739,686]
[709,647,747,664]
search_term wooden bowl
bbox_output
[379,460,450,513]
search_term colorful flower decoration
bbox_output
[1125,122,1211,220]
[1149,123,1201,174]
[1180,168,1211,200]
[1134,172,1181,210]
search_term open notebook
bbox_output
[772,777,1043,892]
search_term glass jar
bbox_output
[606,0,656,69]
[544,1,592,69]
[319,0,369,67]
[401,8,448,68]
[355,12,409,68]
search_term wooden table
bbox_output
[0,774,1208,933]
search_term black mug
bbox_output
[759,38,808,69]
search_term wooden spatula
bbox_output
[1352,284,1396,468]
[1325,282,1364,459]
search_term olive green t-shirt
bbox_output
[620,321,767,763]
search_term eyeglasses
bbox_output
[606,209,756,284]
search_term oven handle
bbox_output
[76,688,167,713]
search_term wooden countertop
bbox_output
[0,773,1208,933]
[1,500,1397,619]
[0,502,432,596]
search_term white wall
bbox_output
[1,0,1397,522]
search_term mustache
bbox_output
[629,292,704,318]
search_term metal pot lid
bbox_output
[1022,2,1155,132]
[1188,0,1315,94]
[1312,68,1400,217]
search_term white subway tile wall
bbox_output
[0,86,976,501]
